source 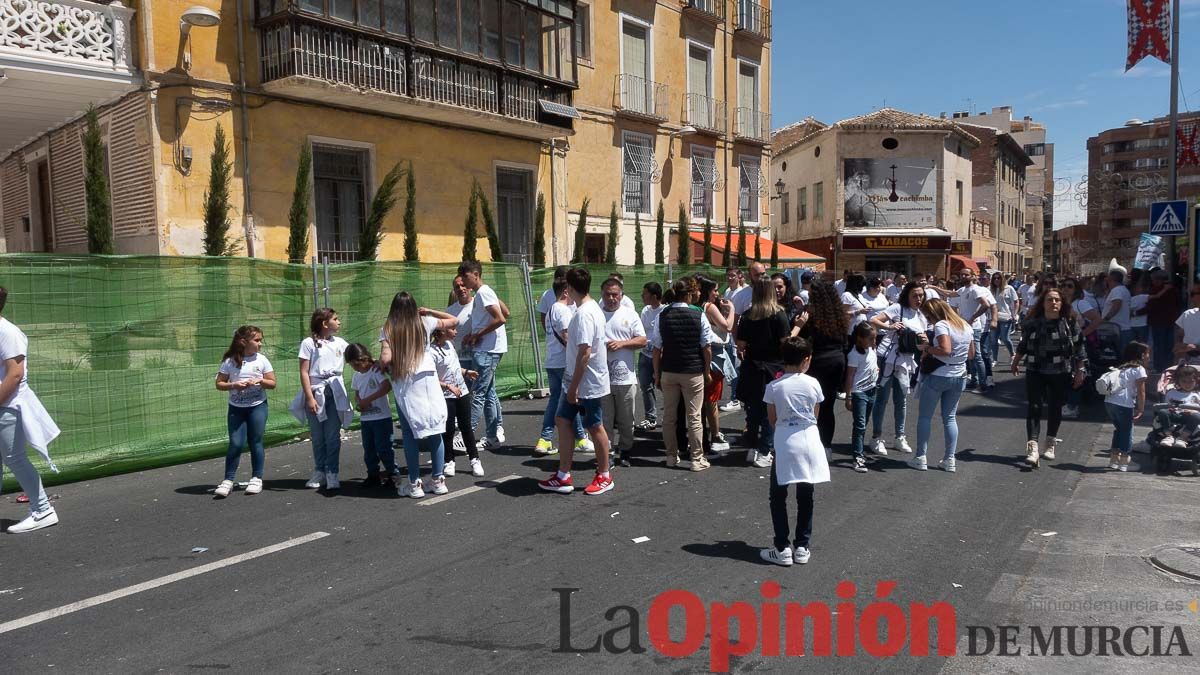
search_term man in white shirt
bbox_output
[1103,270,1135,352]
[539,267,615,496]
[723,267,745,300]
[835,270,851,295]
[536,265,569,330]
[886,274,907,303]
[959,271,997,391]
[637,282,664,430]
[459,261,508,448]
[600,278,647,467]
[1018,273,1039,320]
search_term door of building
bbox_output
[495,167,532,262]
[864,256,912,278]
[34,161,52,252]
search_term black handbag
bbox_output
[919,353,944,375]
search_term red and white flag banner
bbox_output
[1127,0,1171,71]
[1178,124,1200,167]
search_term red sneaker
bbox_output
[538,473,574,494]
[584,473,614,496]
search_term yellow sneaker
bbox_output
[534,438,557,456]
[574,438,596,454]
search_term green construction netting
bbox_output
[0,255,729,488]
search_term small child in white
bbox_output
[290,308,352,491]
[761,336,830,567]
[214,325,276,497]
[346,343,398,488]
[1104,341,1149,472]
[1155,365,1200,448]
[844,322,879,473]
[431,325,482,477]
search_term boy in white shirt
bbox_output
[540,268,615,496]
[459,261,508,448]
[601,279,647,467]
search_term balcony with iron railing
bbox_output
[615,73,669,122]
[0,0,136,74]
[735,0,771,42]
[734,107,770,143]
[683,93,725,135]
[255,10,577,139]
[682,0,724,24]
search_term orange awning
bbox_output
[687,232,825,265]
[948,255,979,273]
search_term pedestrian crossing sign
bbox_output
[1150,200,1188,235]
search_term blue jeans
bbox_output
[306,390,343,474]
[916,375,966,460]
[471,351,504,439]
[396,409,445,483]
[541,368,585,441]
[872,371,910,439]
[990,320,1014,361]
[0,407,50,513]
[969,328,993,385]
[1151,324,1175,372]
[1106,403,1135,455]
[361,417,397,475]
[226,403,268,481]
[851,388,877,460]
[745,399,774,456]
[637,352,658,424]
[724,341,740,400]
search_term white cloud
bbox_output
[1090,64,1172,79]
[1036,99,1089,111]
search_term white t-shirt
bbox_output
[876,303,929,376]
[860,291,890,324]
[994,285,1018,322]
[1130,294,1149,328]
[959,284,996,330]
[537,288,556,317]
[885,285,902,303]
[1072,296,1101,328]
[731,285,753,316]
[1176,308,1200,344]
[930,321,973,378]
[835,279,847,295]
[1166,389,1200,408]
[602,305,646,387]
[1105,365,1147,408]
[764,372,830,485]
[431,341,468,399]
[842,290,868,334]
[620,295,635,312]
[446,300,473,353]
[544,302,575,370]
[764,372,823,430]
[299,336,348,381]
[0,319,29,404]
[846,345,879,393]
[1104,284,1133,330]
[218,353,274,407]
[471,284,508,354]
[351,369,392,420]
[798,289,810,306]
[565,299,610,399]
[1019,284,1037,315]
[723,285,743,301]
[924,287,941,301]
[640,304,663,349]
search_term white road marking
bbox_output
[417,474,522,507]
[0,531,329,635]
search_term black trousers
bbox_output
[808,354,846,449]
[769,463,814,551]
[443,396,479,461]
[1026,371,1070,442]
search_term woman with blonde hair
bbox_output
[911,298,974,473]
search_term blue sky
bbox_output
[770,0,1200,227]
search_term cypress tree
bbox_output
[83,105,113,254]
[633,211,644,266]
[723,217,734,267]
[770,235,780,269]
[572,197,589,264]
[478,184,502,261]
[533,192,547,266]
[403,162,418,261]
[202,123,234,256]
[286,144,312,263]
[736,217,748,266]
[702,214,713,265]
[654,200,665,264]
[753,230,762,262]
[462,184,479,262]
[358,161,404,261]
[677,202,691,265]
[606,201,619,264]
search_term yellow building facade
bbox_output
[0,0,771,265]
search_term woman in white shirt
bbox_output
[868,282,929,454]
[859,277,891,326]
[989,272,1019,364]
[841,274,871,335]
[911,298,975,473]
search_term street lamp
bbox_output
[180,6,221,71]
[775,178,785,198]
[667,125,698,157]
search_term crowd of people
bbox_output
[4,260,1197,573]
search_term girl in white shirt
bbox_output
[293,309,351,491]
[214,325,276,497]
[1105,342,1149,472]
[843,322,879,473]
[432,325,483,478]
[869,282,929,455]
[347,343,398,488]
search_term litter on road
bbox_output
[190,547,208,554]
[631,536,650,544]
[1040,531,1058,537]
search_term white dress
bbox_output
[764,373,830,484]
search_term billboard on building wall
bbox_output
[843,158,938,228]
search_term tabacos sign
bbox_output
[842,234,952,253]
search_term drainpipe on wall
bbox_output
[548,140,559,265]
[235,0,255,257]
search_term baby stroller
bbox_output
[1084,322,1123,400]
[1146,367,1200,476]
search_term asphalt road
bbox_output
[1,369,1197,673]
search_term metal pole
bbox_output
[311,256,319,309]
[322,256,330,309]
[521,256,547,395]
[1168,0,1181,281]
[666,262,673,284]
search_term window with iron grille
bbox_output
[780,191,789,225]
[798,186,806,220]
[690,147,717,219]
[313,145,368,263]
[738,155,762,223]
[623,132,655,215]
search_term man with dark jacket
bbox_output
[652,279,714,471]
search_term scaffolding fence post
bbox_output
[522,256,549,397]
[322,256,330,309]
[311,256,319,309]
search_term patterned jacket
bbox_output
[1017,315,1086,374]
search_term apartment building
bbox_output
[770,108,977,277]
[564,0,773,263]
[956,121,1033,274]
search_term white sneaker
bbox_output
[8,507,58,533]
[909,456,928,471]
[1042,440,1057,461]
[574,438,595,454]
[872,438,888,456]
[444,460,456,477]
[711,434,731,453]
[895,437,913,453]
[325,473,340,490]
[853,457,868,473]
[752,452,773,468]
[837,392,847,400]
[939,456,957,473]
[452,432,466,454]
[794,546,812,564]
[305,470,324,489]
[760,546,794,566]
[985,376,995,388]
[245,477,263,495]
[407,480,425,499]
[476,438,491,452]
[719,400,742,412]
[214,480,234,497]
[470,458,485,476]
[1061,405,1079,419]
[494,426,506,444]
[1025,441,1040,467]
[428,477,449,495]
